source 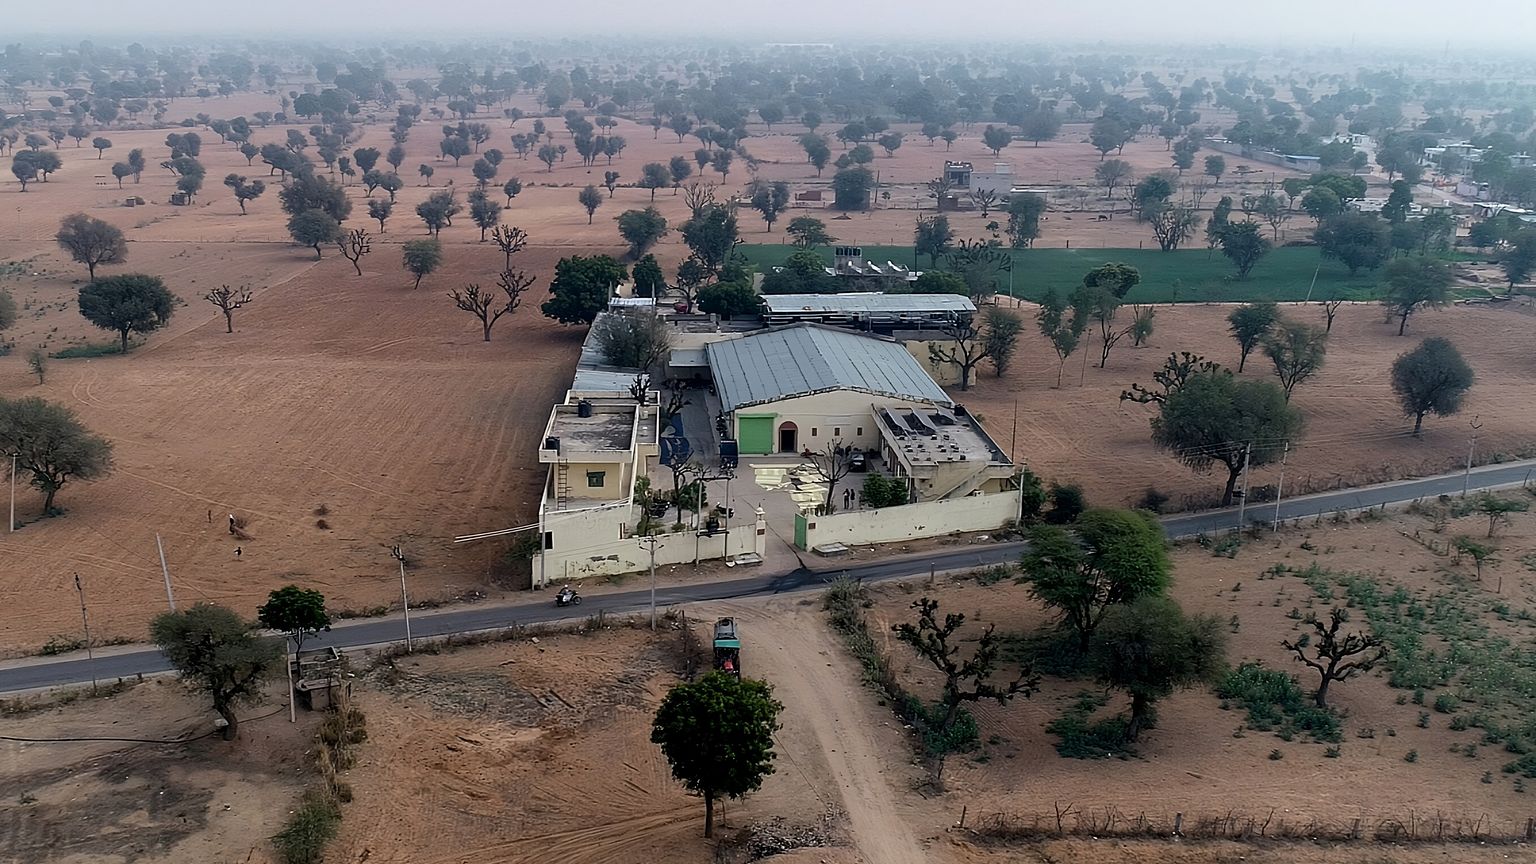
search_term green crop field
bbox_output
[736,244,1400,304]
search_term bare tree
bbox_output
[490,224,529,272]
[203,284,252,333]
[337,227,371,276]
[682,181,716,219]
[893,597,1037,773]
[450,281,522,342]
[927,319,991,391]
[969,188,997,217]
[1281,608,1384,708]
[806,439,855,512]
[663,448,703,524]
[1321,298,1344,333]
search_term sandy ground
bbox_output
[332,622,849,864]
[0,101,1516,656]
[857,507,1536,843]
[962,299,1536,510]
[0,678,313,864]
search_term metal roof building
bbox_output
[707,323,952,413]
[760,293,976,330]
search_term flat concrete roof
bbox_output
[875,405,1009,469]
[548,407,634,453]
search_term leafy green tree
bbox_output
[0,290,14,335]
[1390,337,1473,435]
[697,281,763,318]
[914,214,954,268]
[1382,255,1451,335]
[1089,115,1133,159]
[257,585,331,651]
[542,255,626,325]
[401,238,442,290]
[632,254,665,298]
[1091,596,1226,742]
[982,307,1023,377]
[77,274,175,353]
[578,184,603,224]
[1019,109,1062,146]
[749,180,791,231]
[1093,159,1132,200]
[1171,136,1200,173]
[906,270,964,295]
[980,124,1012,156]
[1006,193,1046,248]
[469,190,500,241]
[1019,508,1171,652]
[651,672,782,838]
[1263,319,1327,399]
[91,136,112,159]
[638,162,671,201]
[616,207,669,259]
[367,198,393,233]
[471,157,497,187]
[894,597,1037,750]
[831,166,873,211]
[287,210,340,259]
[786,216,833,249]
[277,173,351,222]
[760,249,836,294]
[877,131,904,156]
[1037,286,1089,387]
[1301,187,1343,221]
[1218,220,1271,279]
[55,213,126,280]
[668,155,693,190]
[151,604,282,740]
[1501,230,1536,292]
[1382,180,1414,224]
[1204,154,1226,185]
[1132,175,1173,220]
[680,205,740,279]
[1227,301,1279,372]
[1151,370,1302,504]
[110,162,133,188]
[223,174,267,215]
[1315,213,1391,276]
[0,396,113,514]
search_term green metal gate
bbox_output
[737,414,774,455]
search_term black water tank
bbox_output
[577,399,593,418]
[544,436,560,451]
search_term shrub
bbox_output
[1046,692,1136,759]
[1215,662,1341,743]
[1433,692,1459,714]
[1044,482,1086,524]
[272,790,341,864]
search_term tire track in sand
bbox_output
[740,605,927,864]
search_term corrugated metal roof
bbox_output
[707,324,952,412]
[760,293,976,315]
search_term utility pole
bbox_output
[1271,441,1290,532]
[1236,442,1253,531]
[73,573,97,694]
[390,546,412,653]
[156,533,176,610]
[640,534,659,631]
[1462,416,1482,498]
[8,451,16,533]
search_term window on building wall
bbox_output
[811,427,817,436]
[586,471,606,488]
[857,427,864,436]
[834,427,841,436]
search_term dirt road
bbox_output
[738,600,930,864]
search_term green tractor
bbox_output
[712,617,741,677]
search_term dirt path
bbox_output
[738,601,929,864]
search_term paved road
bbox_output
[4,459,1531,694]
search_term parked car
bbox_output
[849,451,868,472]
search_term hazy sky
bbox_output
[12,0,1536,48]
